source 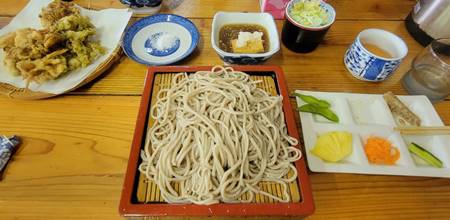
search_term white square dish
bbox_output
[296,90,450,178]
[211,12,280,64]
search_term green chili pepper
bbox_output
[294,93,330,108]
[298,104,339,123]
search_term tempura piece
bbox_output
[16,49,69,84]
[3,52,20,75]
[12,29,59,59]
[0,0,105,86]
[0,28,64,76]
[0,32,16,49]
[67,41,105,70]
[43,31,64,49]
[39,0,80,28]
[51,14,105,70]
[52,14,94,33]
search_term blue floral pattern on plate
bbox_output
[222,56,267,65]
[344,39,402,82]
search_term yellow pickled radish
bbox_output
[311,131,353,162]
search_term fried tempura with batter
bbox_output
[16,49,69,84]
[51,15,104,70]
[0,0,105,86]
[39,0,80,28]
[0,28,64,75]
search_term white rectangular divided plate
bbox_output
[296,90,450,178]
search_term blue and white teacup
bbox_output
[344,29,408,82]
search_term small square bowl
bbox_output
[211,12,280,65]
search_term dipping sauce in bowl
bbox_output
[218,24,270,54]
[211,12,280,65]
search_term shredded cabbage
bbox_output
[289,0,329,27]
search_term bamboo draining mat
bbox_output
[135,72,301,204]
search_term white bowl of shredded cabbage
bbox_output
[285,0,335,30]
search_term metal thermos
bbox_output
[405,0,450,46]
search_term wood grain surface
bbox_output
[0,0,415,20]
[0,0,449,219]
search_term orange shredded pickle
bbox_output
[364,136,400,165]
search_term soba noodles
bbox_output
[139,66,302,205]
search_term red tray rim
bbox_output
[119,65,315,217]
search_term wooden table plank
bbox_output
[0,0,415,20]
[0,17,9,27]
[307,173,450,219]
[1,0,449,219]
[0,95,449,220]
[0,96,139,219]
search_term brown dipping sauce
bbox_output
[218,24,270,53]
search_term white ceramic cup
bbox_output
[344,29,408,82]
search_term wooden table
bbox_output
[0,0,449,219]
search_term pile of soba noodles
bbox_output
[139,66,301,205]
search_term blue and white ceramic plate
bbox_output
[122,14,199,66]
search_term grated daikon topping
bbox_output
[235,31,263,48]
[152,33,178,51]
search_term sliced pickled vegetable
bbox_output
[311,131,352,162]
[408,142,443,168]
[364,137,400,165]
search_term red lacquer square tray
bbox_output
[119,65,314,217]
